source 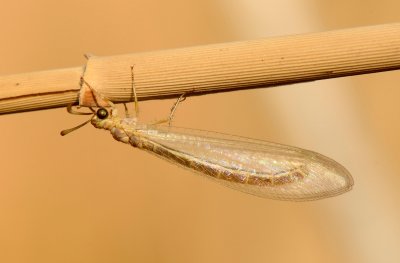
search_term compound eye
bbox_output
[96,108,109,119]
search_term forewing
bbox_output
[137,125,353,201]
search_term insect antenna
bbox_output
[60,118,93,136]
[66,103,94,115]
[61,77,117,136]
[60,104,95,136]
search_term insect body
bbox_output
[88,105,353,201]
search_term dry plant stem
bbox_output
[0,68,83,114]
[1,23,400,114]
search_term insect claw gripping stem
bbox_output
[81,77,115,108]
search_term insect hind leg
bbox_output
[168,93,186,125]
[150,93,186,126]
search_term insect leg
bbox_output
[81,77,116,108]
[149,93,186,126]
[130,65,140,117]
[123,103,131,118]
[168,93,186,126]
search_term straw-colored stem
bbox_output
[1,23,400,114]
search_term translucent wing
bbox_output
[133,125,353,201]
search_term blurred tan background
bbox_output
[1,0,400,262]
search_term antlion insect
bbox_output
[62,68,353,201]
